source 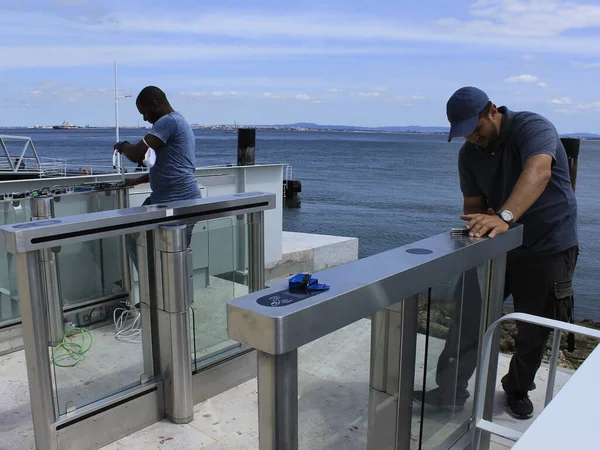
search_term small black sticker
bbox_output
[257,288,324,307]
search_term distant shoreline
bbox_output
[0,125,597,139]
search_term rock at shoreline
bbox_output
[416,298,600,371]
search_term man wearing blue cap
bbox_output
[416,87,578,419]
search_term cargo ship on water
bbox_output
[52,120,78,130]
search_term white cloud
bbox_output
[211,91,240,98]
[456,0,600,37]
[0,44,428,69]
[516,90,524,94]
[263,92,287,100]
[103,4,600,43]
[327,88,341,93]
[554,108,578,115]
[369,86,388,92]
[504,74,539,83]
[522,55,536,61]
[576,101,600,111]
[551,97,572,105]
[537,81,548,88]
[295,94,310,101]
[179,91,207,97]
[572,61,600,68]
[412,95,426,100]
[4,4,600,72]
[359,92,381,97]
[20,80,114,101]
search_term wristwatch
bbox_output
[496,209,514,226]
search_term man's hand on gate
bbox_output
[460,212,509,238]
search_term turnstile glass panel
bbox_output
[0,199,31,326]
[54,191,126,305]
[49,236,148,416]
[190,217,251,370]
[0,191,127,329]
[413,262,490,449]
[298,319,371,448]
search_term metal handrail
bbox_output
[0,192,275,253]
[473,312,600,448]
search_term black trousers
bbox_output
[435,246,579,397]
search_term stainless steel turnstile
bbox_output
[228,227,523,450]
[0,192,275,450]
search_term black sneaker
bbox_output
[505,391,533,420]
[413,387,467,412]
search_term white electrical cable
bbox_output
[113,304,142,344]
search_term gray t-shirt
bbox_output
[458,107,578,257]
[148,111,200,204]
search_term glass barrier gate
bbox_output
[0,192,275,450]
[228,226,523,450]
[0,186,130,351]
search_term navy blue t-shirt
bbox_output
[148,111,201,204]
[458,107,578,257]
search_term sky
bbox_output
[1,0,600,133]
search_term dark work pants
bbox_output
[435,246,579,398]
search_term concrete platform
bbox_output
[266,231,359,281]
[0,318,574,450]
[98,319,572,450]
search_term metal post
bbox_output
[248,211,265,292]
[394,296,419,449]
[153,224,194,423]
[136,231,154,379]
[366,295,419,450]
[369,310,389,392]
[16,250,58,450]
[472,254,507,450]
[257,350,298,450]
[31,196,63,346]
[560,137,580,192]
[237,128,256,166]
[545,329,562,407]
[116,188,133,303]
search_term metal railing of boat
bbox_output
[0,135,148,178]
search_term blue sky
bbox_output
[2,0,600,133]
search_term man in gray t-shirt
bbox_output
[414,87,578,420]
[114,86,201,269]
[114,86,200,203]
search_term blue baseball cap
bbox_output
[446,87,490,142]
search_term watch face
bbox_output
[501,210,513,222]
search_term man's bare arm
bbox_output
[500,153,552,221]
[115,134,163,163]
[129,173,149,186]
[461,154,552,238]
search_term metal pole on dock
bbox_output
[560,137,580,192]
[114,61,132,182]
[237,128,256,166]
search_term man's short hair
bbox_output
[137,86,168,105]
